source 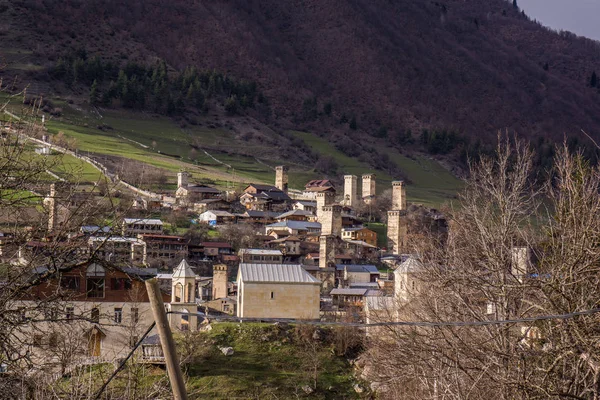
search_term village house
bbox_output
[201,242,234,261]
[122,218,164,237]
[341,227,378,247]
[88,236,145,266]
[239,249,284,264]
[275,209,315,222]
[236,210,279,225]
[302,180,336,200]
[265,220,322,236]
[139,234,188,268]
[192,198,231,213]
[266,236,302,259]
[16,263,166,362]
[197,210,236,226]
[237,263,321,319]
[330,288,369,310]
[336,264,380,287]
[293,200,317,214]
[239,184,291,211]
[175,171,222,204]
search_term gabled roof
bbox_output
[266,221,322,230]
[336,264,380,274]
[276,209,313,219]
[294,200,317,207]
[123,218,163,225]
[305,179,334,188]
[172,259,196,278]
[244,184,291,201]
[185,185,221,193]
[240,249,283,256]
[239,263,320,284]
[243,210,280,218]
[200,210,235,217]
[330,288,368,296]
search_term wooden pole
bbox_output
[145,278,188,400]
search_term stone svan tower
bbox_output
[177,170,190,188]
[387,210,408,255]
[318,235,336,292]
[212,264,228,300]
[362,173,376,204]
[391,181,406,210]
[316,191,336,222]
[343,175,358,207]
[275,165,289,194]
[320,204,342,236]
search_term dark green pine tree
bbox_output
[591,71,598,88]
[512,0,518,9]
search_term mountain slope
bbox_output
[8,0,600,143]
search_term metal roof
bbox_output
[336,264,380,273]
[123,218,163,225]
[240,249,283,256]
[239,263,320,284]
[276,209,313,219]
[266,221,322,230]
[172,259,196,278]
[330,288,368,296]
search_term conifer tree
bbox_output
[591,71,598,87]
[89,79,99,105]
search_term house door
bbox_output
[88,331,102,357]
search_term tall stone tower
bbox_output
[212,264,228,300]
[43,184,57,232]
[320,205,342,237]
[170,259,198,331]
[387,210,408,255]
[318,235,336,291]
[392,181,406,211]
[275,166,289,194]
[343,175,358,207]
[177,171,190,189]
[316,191,336,222]
[362,174,376,204]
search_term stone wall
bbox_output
[343,175,358,207]
[275,165,289,193]
[237,282,320,319]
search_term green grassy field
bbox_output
[3,87,462,204]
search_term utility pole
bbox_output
[145,278,188,400]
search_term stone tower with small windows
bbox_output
[177,171,190,189]
[316,191,335,223]
[169,259,198,331]
[212,264,228,300]
[387,181,408,255]
[362,174,376,204]
[343,175,358,207]
[275,166,289,194]
[320,205,342,237]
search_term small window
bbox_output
[91,307,100,323]
[131,308,139,324]
[66,307,74,323]
[111,278,132,291]
[114,308,123,324]
[87,278,105,298]
[270,291,274,300]
[60,276,80,290]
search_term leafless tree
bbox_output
[366,137,600,399]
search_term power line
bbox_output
[169,308,600,328]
